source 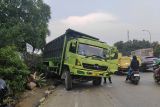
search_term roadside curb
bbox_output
[34,86,56,107]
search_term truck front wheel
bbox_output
[64,70,72,90]
[93,77,102,86]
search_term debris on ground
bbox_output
[16,85,56,107]
[27,82,37,90]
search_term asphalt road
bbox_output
[42,72,160,107]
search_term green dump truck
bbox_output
[43,29,117,90]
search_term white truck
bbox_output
[131,48,157,72]
[131,48,153,57]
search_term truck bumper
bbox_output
[70,67,113,78]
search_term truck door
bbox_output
[106,49,118,73]
[64,41,77,68]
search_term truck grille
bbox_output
[82,63,108,71]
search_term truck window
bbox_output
[78,44,105,58]
[69,42,76,53]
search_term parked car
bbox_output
[140,56,158,72]
[153,58,160,70]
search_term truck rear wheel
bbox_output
[64,70,72,90]
[93,77,102,86]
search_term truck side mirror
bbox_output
[105,56,110,61]
[69,42,76,53]
[112,52,118,59]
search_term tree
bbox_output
[0,0,51,52]
[114,40,150,56]
[114,41,124,54]
[152,42,160,57]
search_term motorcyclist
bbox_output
[126,55,139,81]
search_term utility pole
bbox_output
[127,30,130,41]
[142,30,152,47]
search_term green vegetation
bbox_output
[35,73,46,88]
[152,42,160,57]
[114,40,160,57]
[0,46,30,93]
[0,0,51,52]
[0,0,51,95]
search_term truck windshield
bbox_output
[78,44,105,58]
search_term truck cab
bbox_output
[63,38,117,89]
[64,38,111,76]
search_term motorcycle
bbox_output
[0,79,8,107]
[153,67,160,83]
[128,70,140,85]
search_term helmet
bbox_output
[133,55,137,60]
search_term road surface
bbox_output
[42,72,160,107]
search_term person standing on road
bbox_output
[126,55,139,81]
[104,76,112,84]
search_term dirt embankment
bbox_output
[16,85,55,107]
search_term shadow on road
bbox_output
[71,82,102,92]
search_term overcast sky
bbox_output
[44,0,160,45]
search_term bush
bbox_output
[0,46,30,93]
[24,53,46,73]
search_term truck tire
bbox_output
[64,70,72,90]
[93,77,102,86]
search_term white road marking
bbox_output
[75,102,79,107]
[107,85,113,87]
[74,92,79,107]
